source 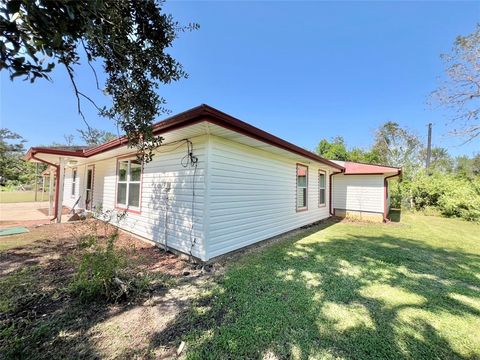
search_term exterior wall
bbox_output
[75,136,207,260]
[332,174,385,216]
[63,165,86,210]
[205,135,332,259]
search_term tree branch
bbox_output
[81,39,100,90]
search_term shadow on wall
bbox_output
[147,161,200,258]
[147,220,480,359]
[150,180,170,250]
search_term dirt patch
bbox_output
[0,221,221,359]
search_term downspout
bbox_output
[31,153,60,222]
[383,170,402,222]
[329,170,343,216]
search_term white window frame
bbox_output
[71,168,77,197]
[116,158,142,212]
[296,164,308,212]
[318,170,326,207]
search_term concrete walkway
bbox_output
[0,202,52,227]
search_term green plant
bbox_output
[69,211,146,303]
[403,172,480,222]
[438,185,480,221]
[70,232,127,302]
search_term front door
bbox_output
[85,166,94,210]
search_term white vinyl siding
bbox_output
[205,135,331,259]
[332,174,385,214]
[88,136,207,260]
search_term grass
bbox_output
[1,213,479,359]
[162,212,480,359]
[0,227,50,251]
[0,191,45,203]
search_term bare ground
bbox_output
[0,221,222,359]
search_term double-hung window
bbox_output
[71,169,77,197]
[116,159,142,210]
[318,170,326,207]
[296,164,308,211]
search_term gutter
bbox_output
[329,170,343,216]
[31,153,60,222]
[383,170,402,222]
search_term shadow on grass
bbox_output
[147,220,480,359]
[0,255,101,359]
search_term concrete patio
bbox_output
[0,202,53,228]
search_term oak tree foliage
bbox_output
[0,0,198,161]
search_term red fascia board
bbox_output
[25,147,86,161]
[343,172,400,175]
[26,104,344,170]
[199,106,343,170]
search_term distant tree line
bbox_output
[0,127,117,188]
[316,122,480,222]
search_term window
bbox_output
[318,170,326,207]
[116,159,142,210]
[296,164,308,211]
[71,169,77,197]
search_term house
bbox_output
[25,104,401,261]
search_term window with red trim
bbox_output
[318,170,326,206]
[296,164,308,211]
[116,159,142,209]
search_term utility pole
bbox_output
[426,123,432,170]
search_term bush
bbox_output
[70,233,128,302]
[69,213,147,303]
[404,172,480,222]
[389,180,403,208]
[438,185,480,222]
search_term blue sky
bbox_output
[1,1,479,156]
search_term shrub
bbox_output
[69,233,128,302]
[389,180,403,208]
[69,212,147,303]
[438,185,480,222]
[404,172,480,222]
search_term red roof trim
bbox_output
[25,147,86,161]
[341,161,401,175]
[26,104,343,170]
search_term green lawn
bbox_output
[1,213,479,359]
[0,191,44,203]
[176,213,480,359]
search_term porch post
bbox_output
[48,170,54,217]
[56,158,66,223]
[41,174,45,201]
